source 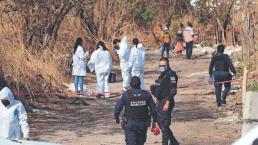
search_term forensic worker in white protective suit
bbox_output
[128,38,145,89]
[113,37,131,91]
[88,41,112,99]
[0,87,29,141]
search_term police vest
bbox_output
[214,54,226,71]
[124,90,149,120]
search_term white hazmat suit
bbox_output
[232,125,258,145]
[128,43,145,89]
[0,87,29,141]
[116,37,131,89]
[88,46,112,98]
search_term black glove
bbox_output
[150,85,156,94]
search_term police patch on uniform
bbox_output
[130,101,146,107]
[170,77,176,83]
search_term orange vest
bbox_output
[163,33,171,44]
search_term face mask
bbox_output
[114,45,120,50]
[1,100,10,107]
[159,65,167,72]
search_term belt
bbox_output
[127,118,147,122]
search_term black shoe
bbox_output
[222,100,226,105]
[170,141,180,145]
[96,94,102,99]
[217,103,222,107]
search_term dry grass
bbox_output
[0,16,65,92]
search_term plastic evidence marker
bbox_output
[0,137,61,145]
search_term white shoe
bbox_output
[217,106,222,111]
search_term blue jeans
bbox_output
[161,43,170,58]
[214,71,231,106]
[74,76,84,93]
[185,41,193,59]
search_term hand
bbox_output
[152,122,159,129]
[116,119,120,124]
[152,97,157,104]
[163,101,170,112]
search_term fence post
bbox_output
[242,66,248,109]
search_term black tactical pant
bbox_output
[125,120,148,145]
[157,100,179,145]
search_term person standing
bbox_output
[161,27,172,58]
[115,76,158,145]
[0,87,29,141]
[175,23,185,56]
[72,37,89,95]
[209,44,236,109]
[113,37,131,90]
[128,38,145,89]
[88,41,112,99]
[183,22,194,59]
[150,57,179,145]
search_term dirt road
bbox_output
[28,49,241,145]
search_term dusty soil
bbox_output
[25,49,242,145]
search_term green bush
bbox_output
[248,83,258,92]
[141,8,157,23]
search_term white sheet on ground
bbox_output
[0,137,61,145]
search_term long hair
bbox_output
[73,37,83,54]
[133,38,139,48]
[187,22,193,28]
[96,41,108,51]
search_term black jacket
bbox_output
[151,68,178,104]
[209,53,236,75]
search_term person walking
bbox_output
[150,57,180,145]
[161,27,172,58]
[183,22,194,59]
[175,23,185,56]
[128,38,145,89]
[88,41,112,99]
[72,37,89,95]
[115,76,158,145]
[209,44,236,109]
[113,37,131,91]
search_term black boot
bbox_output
[222,99,226,105]
[96,94,102,99]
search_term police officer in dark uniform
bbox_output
[209,44,236,108]
[150,57,179,145]
[114,76,158,145]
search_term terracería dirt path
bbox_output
[27,49,241,145]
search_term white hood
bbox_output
[118,36,131,63]
[119,36,129,50]
[0,87,15,105]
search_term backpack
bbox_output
[176,33,184,41]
